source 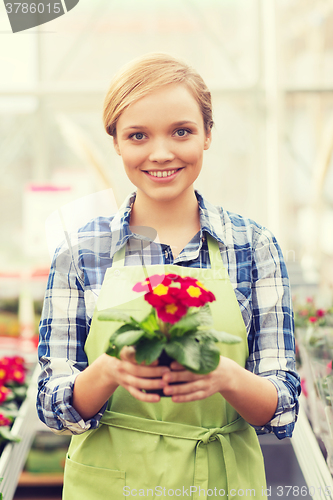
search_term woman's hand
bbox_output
[73,348,170,420]
[161,356,227,402]
[162,355,278,427]
[107,346,170,402]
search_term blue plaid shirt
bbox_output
[37,191,300,439]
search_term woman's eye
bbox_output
[130,132,145,141]
[175,129,190,137]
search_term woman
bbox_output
[37,53,300,499]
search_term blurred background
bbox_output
[1,0,333,292]
[1,0,333,498]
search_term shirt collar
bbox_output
[109,190,226,259]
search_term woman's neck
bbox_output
[130,188,200,232]
[129,188,201,257]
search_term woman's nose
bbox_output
[148,139,175,163]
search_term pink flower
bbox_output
[316,309,325,318]
[132,274,165,293]
[309,316,318,323]
[0,413,11,427]
[0,356,27,385]
[326,361,333,375]
[0,386,11,403]
[301,378,308,398]
[306,297,314,303]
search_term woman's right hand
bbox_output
[102,347,170,402]
[73,349,170,420]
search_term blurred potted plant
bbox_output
[294,296,333,470]
[0,356,28,456]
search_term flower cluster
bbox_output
[0,414,11,427]
[293,297,333,328]
[0,355,27,454]
[102,273,240,376]
[0,356,26,417]
[133,274,216,324]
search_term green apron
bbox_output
[63,236,267,500]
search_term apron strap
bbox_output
[112,242,126,268]
[206,234,224,269]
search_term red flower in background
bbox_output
[0,356,26,386]
[0,358,10,385]
[0,413,11,427]
[0,386,11,404]
[316,309,325,318]
[9,366,25,384]
[309,316,318,323]
[301,378,308,398]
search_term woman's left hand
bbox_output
[162,355,278,428]
[162,356,232,402]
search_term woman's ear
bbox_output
[204,131,212,150]
[113,136,121,156]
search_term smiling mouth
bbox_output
[144,168,183,178]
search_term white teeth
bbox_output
[147,169,177,177]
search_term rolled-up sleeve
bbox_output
[246,227,301,439]
[37,242,106,435]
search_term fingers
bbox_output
[112,349,170,402]
[119,346,137,363]
[161,369,218,401]
[162,369,204,384]
[169,361,184,371]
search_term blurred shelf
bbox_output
[291,399,333,500]
[18,472,63,487]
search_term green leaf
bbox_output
[0,401,18,416]
[113,330,146,350]
[98,309,132,323]
[164,334,223,374]
[165,337,201,372]
[196,340,221,374]
[116,324,141,334]
[169,304,213,337]
[105,323,142,357]
[202,329,242,344]
[0,427,20,443]
[12,386,28,402]
[105,343,119,357]
[135,338,166,365]
[139,309,159,336]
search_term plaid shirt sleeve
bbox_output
[245,225,300,439]
[37,240,106,435]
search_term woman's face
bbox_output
[113,83,211,204]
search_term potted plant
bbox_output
[99,273,241,395]
[0,356,27,456]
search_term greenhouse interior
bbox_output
[1,0,333,499]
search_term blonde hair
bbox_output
[103,53,214,137]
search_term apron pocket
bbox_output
[63,454,126,500]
